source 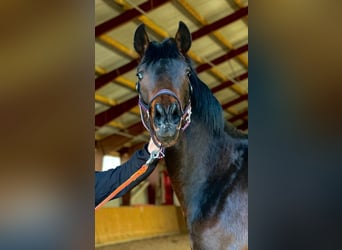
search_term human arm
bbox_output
[95,139,159,206]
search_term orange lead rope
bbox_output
[95,164,149,210]
[95,148,164,211]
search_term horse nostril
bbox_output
[169,103,181,123]
[154,104,165,124]
[169,103,177,114]
[155,104,163,115]
[154,103,180,126]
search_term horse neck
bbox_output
[164,118,248,222]
[164,76,227,198]
[164,120,224,209]
[164,75,248,222]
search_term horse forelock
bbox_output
[140,38,183,66]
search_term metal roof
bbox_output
[95,0,248,155]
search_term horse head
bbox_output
[134,22,192,148]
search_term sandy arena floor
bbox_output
[96,234,191,250]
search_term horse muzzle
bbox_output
[155,123,180,145]
[138,88,191,147]
[152,102,182,147]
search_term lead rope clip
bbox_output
[146,147,165,165]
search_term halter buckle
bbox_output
[181,105,192,131]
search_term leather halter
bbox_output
[136,73,192,146]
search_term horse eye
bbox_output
[186,68,191,77]
[136,72,143,80]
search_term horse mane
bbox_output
[224,120,248,140]
[189,64,248,140]
[188,69,225,135]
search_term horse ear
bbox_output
[134,24,150,57]
[175,21,192,53]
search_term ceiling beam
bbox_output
[222,94,248,110]
[191,6,248,40]
[175,0,248,68]
[196,44,248,73]
[228,110,248,123]
[211,72,248,93]
[95,0,170,37]
[96,96,138,127]
[97,121,147,152]
[237,121,248,131]
[95,59,139,90]
[232,0,248,25]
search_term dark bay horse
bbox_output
[134,22,248,250]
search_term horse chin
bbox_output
[155,133,179,148]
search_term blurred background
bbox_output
[2,0,342,249]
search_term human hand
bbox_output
[147,138,159,154]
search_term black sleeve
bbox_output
[95,144,159,206]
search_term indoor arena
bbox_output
[95,0,248,249]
